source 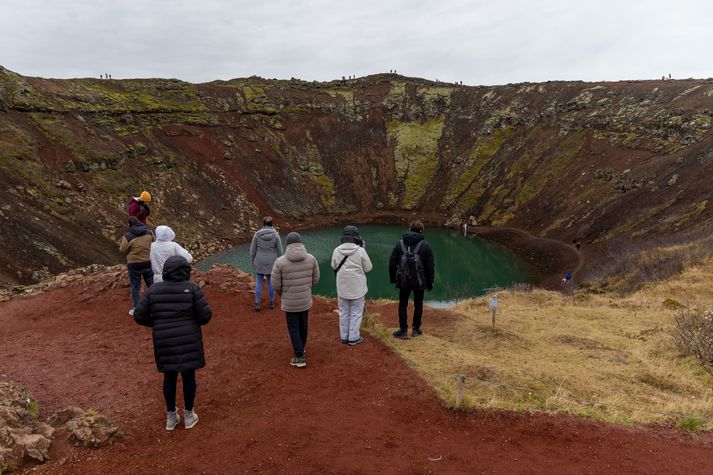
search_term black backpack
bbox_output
[397,240,425,288]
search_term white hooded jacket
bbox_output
[150,225,193,283]
[331,243,372,300]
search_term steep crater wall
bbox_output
[1,66,713,285]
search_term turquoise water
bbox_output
[198,225,534,306]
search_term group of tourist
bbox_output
[120,191,435,431]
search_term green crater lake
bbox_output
[198,225,535,306]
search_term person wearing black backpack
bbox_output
[388,220,435,339]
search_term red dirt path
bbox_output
[1,267,712,474]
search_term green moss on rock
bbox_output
[387,117,444,209]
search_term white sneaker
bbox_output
[128,308,135,316]
[184,409,199,429]
[166,410,180,431]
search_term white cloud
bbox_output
[1,0,712,84]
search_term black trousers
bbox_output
[163,369,196,412]
[398,287,424,331]
[285,310,309,357]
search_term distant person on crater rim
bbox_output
[133,255,212,431]
[389,220,435,339]
[250,216,283,311]
[331,225,372,345]
[150,225,193,284]
[271,232,320,368]
[119,216,154,316]
[128,191,152,225]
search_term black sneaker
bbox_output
[254,303,261,312]
[268,301,275,309]
[412,328,423,337]
[392,329,409,340]
[340,339,349,344]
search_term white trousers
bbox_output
[338,296,365,342]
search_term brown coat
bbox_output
[271,243,320,312]
[119,228,154,264]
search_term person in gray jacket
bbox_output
[331,225,372,345]
[271,232,320,368]
[250,217,283,311]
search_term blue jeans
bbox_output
[128,262,153,309]
[255,273,275,305]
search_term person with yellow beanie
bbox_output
[128,191,152,224]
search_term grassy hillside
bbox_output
[367,257,713,428]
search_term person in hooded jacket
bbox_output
[134,255,212,431]
[119,216,155,315]
[388,220,435,339]
[250,216,283,311]
[331,225,372,345]
[271,232,320,368]
[150,225,193,283]
[127,191,151,225]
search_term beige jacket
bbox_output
[119,231,154,264]
[271,243,320,313]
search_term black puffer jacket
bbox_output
[134,256,212,373]
[388,230,435,290]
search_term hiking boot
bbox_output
[268,301,275,309]
[392,329,409,340]
[412,328,423,337]
[340,339,349,345]
[349,336,365,346]
[166,410,180,431]
[128,308,135,316]
[254,302,261,312]
[184,409,199,430]
[290,356,306,368]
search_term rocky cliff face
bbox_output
[1,66,713,284]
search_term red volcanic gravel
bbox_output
[1,267,711,474]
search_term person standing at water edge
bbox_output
[271,232,320,368]
[119,216,154,315]
[389,220,435,339]
[133,255,212,431]
[332,225,372,345]
[250,217,283,311]
[128,191,151,224]
[151,225,193,283]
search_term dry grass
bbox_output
[366,261,713,428]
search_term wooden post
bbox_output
[456,374,466,408]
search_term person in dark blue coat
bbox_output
[388,220,435,339]
[134,255,212,431]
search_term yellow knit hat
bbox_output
[139,191,151,202]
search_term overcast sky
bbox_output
[1,0,712,85]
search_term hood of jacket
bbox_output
[402,230,424,248]
[335,242,360,256]
[162,255,191,282]
[257,226,277,240]
[341,225,363,245]
[155,225,176,242]
[285,243,308,262]
[124,223,149,242]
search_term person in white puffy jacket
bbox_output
[150,225,193,283]
[331,225,372,345]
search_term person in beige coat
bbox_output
[119,216,155,315]
[271,232,320,368]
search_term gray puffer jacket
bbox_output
[271,243,320,313]
[250,226,283,274]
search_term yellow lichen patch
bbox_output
[387,118,445,209]
[325,89,354,102]
[416,86,452,107]
[515,131,586,205]
[442,127,514,208]
[383,82,406,109]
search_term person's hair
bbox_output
[128,216,140,226]
[409,220,424,233]
[263,216,273,226]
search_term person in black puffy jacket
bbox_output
[134,255,212,431]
